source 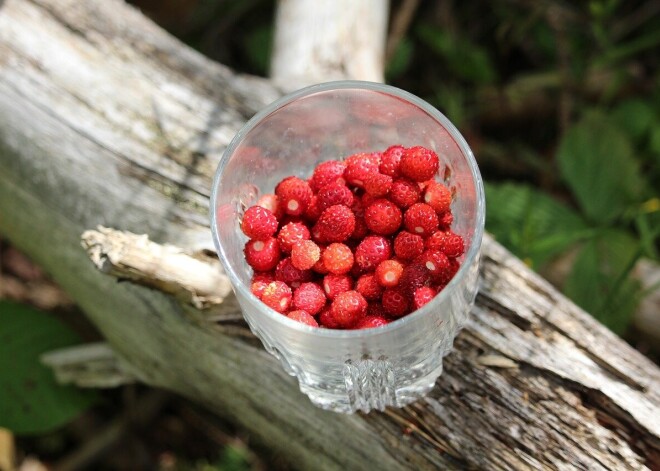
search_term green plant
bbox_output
[0,301,96,434]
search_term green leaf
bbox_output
[557,112,644,223]
[386,37,413,81]
[0,302,96,434]
[416,24,497,84]
[485,182,587,268]
[611,99,656,141]
[243,25,273,76]
[564,230,641,334]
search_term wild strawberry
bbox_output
[321,243,354,275]
[275,176,313,216]
[277,221,310,253]
[312,254,329,274]
[426,231,464,258]
[310,160,346,192]
[375,260,403,287]
[304,195,323,222]
[322,273,353,300]
[330,290,367,327]
[251,280,269,299]
[443,231,465,258]
[261,281,292,313]
[413,286,436,310]
[275,257,312,288]
[317,181,354,210]
[382,288,410,318]
[356,316,389,329]
[399,262,431,296]
[424,181,452,214]
[364,199,402,235]
[379,145,405,177]
[313,205,355,243]
[318,308,340,329]
[350,216,369,240]
[393,231,424,260]
[399,146,440,182]
[367,302,386,318]
[241,206,278,240]
[343,152,380,188]
[364,172,393,197]
[438,211,453,230]
[287,310,319,327]
[244,238,281,272]
[291,240,321,270]
[404,203,439,236]
[389,178,421,208]
[256,194,283,220]
[356,274,384,301]
[417,250,450,278]
[355,236,392,272]
[292,282,326,314]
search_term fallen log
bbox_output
[0,1,659,469]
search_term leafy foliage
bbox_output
[0,301,96,434]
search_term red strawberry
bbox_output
[364,199,402,235]
[252,272,275,284]
[350,216,369,240]
[438,211,453,230]
[393,231,424,260]
[404,203,439,237]
[363,172,393,197]
[379,145,405,177]
[330,290,368,327]
[241,206,278,240]
[310,160,346,192]
[426,230,464,258]
[304,195,323,222]
[287,310,319,327]
[319,308,340,328]
[275,176,313,216]
[424,181,452,214]
[313,205,356,243]
[256,194,283,220]
[367,302,386,318]
[399,262,431,297]
[382,288,410,317]
[291,240,321,270]
[400,146,440,182]
[261,281,292,313]
[354,236,392,271]
[413,286,436,310]
[356,274,384,301]
[321,243,354,275]
[322,273,353,300]
[317,181,354,211]
[389,178,421,208]
[244,238,281,272]
[375,260,403,287]
[417,250,450,278]
[277,221,311,253]
[343,152,381,188]
[292,282,326,314]
[356,316,389,329]
[251,280,269,299]
[275,257,313,288]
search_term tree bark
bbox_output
[0,1,659,470]
[271,0,388,90]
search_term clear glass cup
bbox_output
[210,81,485,413]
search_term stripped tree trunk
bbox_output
[0,1,659,470]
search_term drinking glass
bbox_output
[210,81,485,413]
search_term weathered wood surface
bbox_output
[271,0,388,90]
[0,1,659,469]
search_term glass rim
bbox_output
[210,80,485,338]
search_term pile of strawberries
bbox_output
[241,145,465,329]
